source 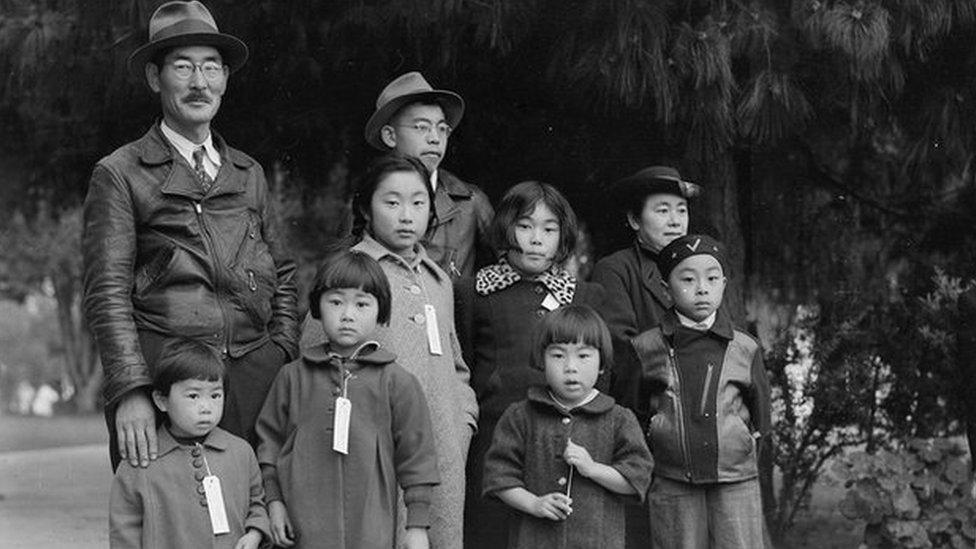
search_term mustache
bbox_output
[183,93,212,104]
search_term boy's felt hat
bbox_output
[364,72,465,150]
[127,1,249,78]
[657,234,727,279]
[611,165,702,201]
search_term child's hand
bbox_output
[563,438,596,478]
[532,492,573,521]
[403,527,430,549]
[233,528,262,549]
[268,500,296,547]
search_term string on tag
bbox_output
[197,442,213,476]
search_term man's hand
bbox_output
[531,492,573,521]
[563,438,596,478]
[268,500,296,547]
[233,529,262,549]
[116,391,157,468]
[403,527,430,549]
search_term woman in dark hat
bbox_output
[589,165,700,549]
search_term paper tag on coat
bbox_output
[424,304,443,355]
[202,475,230,534]
[541,293,560,311]
[333,396,351,454]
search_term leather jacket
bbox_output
[83,124,299,406]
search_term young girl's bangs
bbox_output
[309,251,392,324]
[530,305,613,371]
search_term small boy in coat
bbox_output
[633,234,771,549]
[109,338,270,549]
[482,305,653,549]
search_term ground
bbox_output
[0,413,864,548]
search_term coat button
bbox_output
[194,471,206,481]
[409,285,422,295]
[191,448,201,457]
[561,417,570,425]
[534,285,545,294]
[192,458,204,468]
[413,313,425,324]
[199,498,208,507]
[557,477,567,486]
[535,310,546,318]
[197,485,206,495]
[333,388,342,396]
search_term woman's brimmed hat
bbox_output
[365,72,465,150]
[127,1,249,78]
[611,165,702,201]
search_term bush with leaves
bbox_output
[833,438,974,549]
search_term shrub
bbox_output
[834,438,975,548]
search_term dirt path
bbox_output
[0,444,109,548]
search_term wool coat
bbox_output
[255,343,439,548]
[109,426,270,549]
[482,388,653,549]
[426,169,494,280]
[301,235,477,549]
[590,242,672,406]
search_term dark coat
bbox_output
[482,388,653,549]
[590,242,672,404]
[630,312,771,484]
[110,427,270,549]
[425,169,494,280]
[83,124,300,407]
[255,343,440,548]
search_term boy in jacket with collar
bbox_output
[630,235,770,549]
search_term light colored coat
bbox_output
[302,235,478,549]
[109,426,270,549]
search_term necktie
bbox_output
[192,146,213,192]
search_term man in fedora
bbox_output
[83,1,299,471]
[590,165,701,548]
[366,71,494,279]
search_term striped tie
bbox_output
[192,146,213,192]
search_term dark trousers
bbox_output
[105,332,286,470]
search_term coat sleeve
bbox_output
[446,287,479,429]
[244,449,272,542]
[109,465,144,549]
[256,170,300,361]
[747,346,772,441]
[482,404,527,497]
[453,278,476,385]
[82,163,150,407]
[610,407,654,503]
[590,258,643,404]
[390,367,441,528]
[254,364,294,502]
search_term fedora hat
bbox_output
[127,1,248,78]
[611,165,702,200]
[364,72,465,150]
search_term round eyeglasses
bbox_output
[167,60,226,81]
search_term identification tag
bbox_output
[333,396,351,454]
[424,304,443,355]
[202,475,230,534]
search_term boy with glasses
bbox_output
[365,72,494,279]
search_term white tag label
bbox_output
[541,293,560,311]
[333,396,351,454]
[202,475,230,535]
[424,304,443,356]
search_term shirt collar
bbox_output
[160,120,221,167]
[156,424,231,457]
[527,386,616,415]
[353,234,445,282]
[676,310,717,331]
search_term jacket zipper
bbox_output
[669,347,693,480]
[194,200,231,355]
[699,363,714,417]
